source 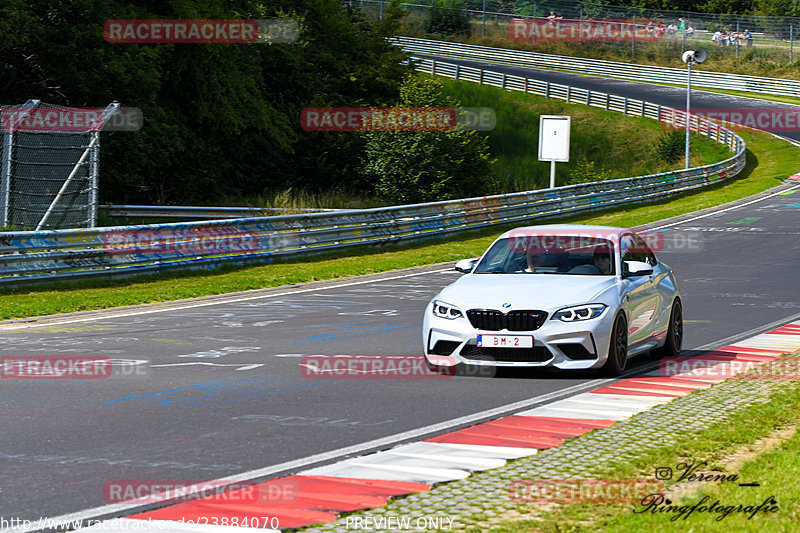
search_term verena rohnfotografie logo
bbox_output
[1,106,142,132]
[510,17,664,43]
[104,19,299,44]
[300,107,496,132]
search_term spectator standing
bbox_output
[743,28,753,48]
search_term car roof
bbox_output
[498,224,631,239]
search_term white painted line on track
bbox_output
[649,183,800,231]
[694,310,800,352]
[0,268,453,331]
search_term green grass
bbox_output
[0,127,794,320]
[436,77,729,192]
[494,354,800,532]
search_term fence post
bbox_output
[632,16,636,59]
[482,0,486,38]
[791,24,794,64]
[89,132,99,228]
[736,20,740,59]
[524,77,528,93]
[579,7,583,46]
[566,85,571,103]
[1,130,11,228]
[479,68,483,85]
[545,81,550,98]
[501,72,506,89]
[432,59,436,76]
[586,90,591,106]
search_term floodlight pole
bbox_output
[685,57,693,170]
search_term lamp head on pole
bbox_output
[681,48,707,65]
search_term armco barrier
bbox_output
[396,36,800,98]
[0,61,745,286]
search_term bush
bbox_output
[654,129,685,163]
[567,158,613,185]
[424,0,471,36]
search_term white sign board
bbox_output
[538,115,571,162]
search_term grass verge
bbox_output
[436,76,729,192]
[1,131,796,321]
[492,353,800,532]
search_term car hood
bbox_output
[437,274,617,311]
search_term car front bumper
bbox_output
[423,306,616,369]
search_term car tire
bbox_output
[603,314,628,376]
[651,299,683,359]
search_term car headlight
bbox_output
[552,304,607,322]
[432,300,464,320]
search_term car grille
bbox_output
[460,345,553,363]
[466,309,548,331]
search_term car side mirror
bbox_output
[622,260,654,279]
[454,258,478,274]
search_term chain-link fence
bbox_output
[361,0,800,64]
[0,101,122,230]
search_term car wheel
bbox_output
[603,314,628,376]
[652,299,683,359]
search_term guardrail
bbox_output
[0,60,745,286]
[104,205,343,219]
[395,36,800,98]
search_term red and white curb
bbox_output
[80,321,800,531]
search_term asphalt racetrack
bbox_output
[1,62,800,524]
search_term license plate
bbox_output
[477,334,533,348]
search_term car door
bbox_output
[620,234,662,347]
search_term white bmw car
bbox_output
[423,225,683,375]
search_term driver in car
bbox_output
[593,245,612,274]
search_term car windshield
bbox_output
[473,235,616,275]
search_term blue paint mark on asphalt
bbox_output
[785,204,800,208]
[103,377,329,407]
[287,322,417,345]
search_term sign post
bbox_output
[538,115,571,189]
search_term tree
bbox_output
[424,0,472,36]
[0,0,414,204]
[362,76,495,204]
